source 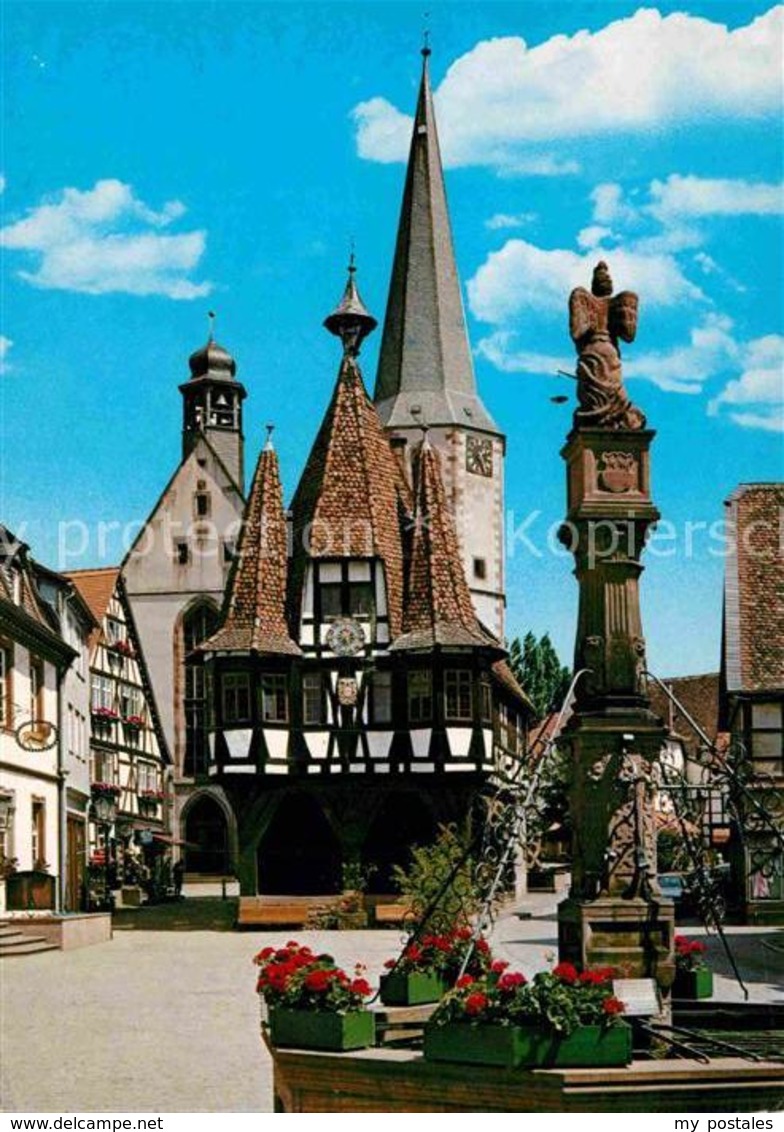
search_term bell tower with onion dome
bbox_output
[180,312,247,493]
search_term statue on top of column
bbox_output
[569,261,646,431]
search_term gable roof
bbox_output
[373,51,499,436]
[723,483,784,694]
[391,435,500,654]
[288,352,412,637]
[203,442,301,656]
[66,567,119,652]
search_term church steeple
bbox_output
[373,49,498,435]
[373,49,506,640]
[180,314,247,492]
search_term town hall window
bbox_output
[445,670,472,721]
[302,673,325,725]
[261,674,288,723]
[29,657,44,721]
[223,673,251,723]
[408,670,432,723]
[370,670,392,724]
[316,561,376,623]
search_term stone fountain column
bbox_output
[556,263,675,1005]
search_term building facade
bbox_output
[721,482,784,924]
[121,341,246,860]
[0,528,79,912]
[68,569,170,904]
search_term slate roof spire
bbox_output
[204,436,301,656]
[391,433,502,653]
[373,49,499,434]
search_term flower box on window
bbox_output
[380,971,447,1007]
[91,707,118,726]
[107,639,135,658]
[91,782,121,800]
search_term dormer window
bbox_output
[194,492,211,518]
[315,561,377,624]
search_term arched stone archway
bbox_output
[182,793,230,875]
[257,793,341,895]
[362,792,438,893]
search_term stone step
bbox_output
[0,921,58,956]
[0,936,58,957]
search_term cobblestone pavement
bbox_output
[1,894,781,1113]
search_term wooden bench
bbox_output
[236,900,311,930]
[372,903,414,927]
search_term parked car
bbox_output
[656,872,690,916]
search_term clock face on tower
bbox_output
[466,436,493,477]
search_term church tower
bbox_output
[180,321,247,493]
[373,48,505,639]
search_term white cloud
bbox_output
[0,336,12,374]
[626,313,739,393]
[726,410,783,432]
[354,7,783,171]
[590,184,639,227]
[577,225,614,250]
[0,179,210,299]
[467,238,702,324]
[475,331,572,377]
[650,174,784,219]
[485,212,537,231]
[352,97,412,164]
[707,335,784,431]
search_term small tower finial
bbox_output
[422,12,431,58]
[323,254,377,357]
[207,310,216,341]
[264,423,275,451]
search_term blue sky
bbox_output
[1,1,782,676]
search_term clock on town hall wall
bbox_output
[466,436,493,477]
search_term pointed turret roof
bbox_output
[373,50,499,435]
[204,437,301,655]
[288,352,412,637]
[391,434,501,653]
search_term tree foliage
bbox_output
[508,631,571,720]
[392,823,480,933]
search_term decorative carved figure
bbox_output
[598,450,637,493]
[569,261,646,431]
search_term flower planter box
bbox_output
[380,971,447,1006]
[673,968,713,1000]
[424,1023,526,1068]
[516,1023,632,1068]
[268,1009,375,1052]
[424,1022,632,1069]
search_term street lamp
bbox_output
[91,790,118,910]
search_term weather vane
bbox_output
[207,310,216,340]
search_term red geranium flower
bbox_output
[491,959,509,974]
[455,974,475,989]
[498,971,527,992]
[602,996,626,1016]
[464,992,488,1016]
[553,962,578,984]
[349,978,372,998]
